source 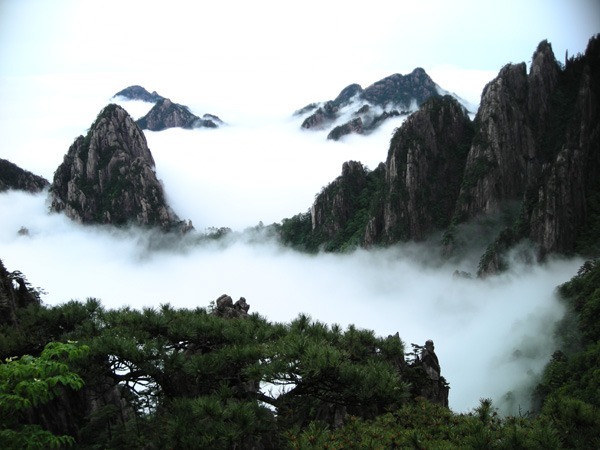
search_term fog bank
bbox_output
[0,190,582,414]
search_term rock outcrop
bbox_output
[136,98,221,131]
[0,158,49,193]
[327,117,364,141]
[211,294,251,319]
[297,68,451,140]
[112,85,164,103]
[282,35,600,272]
[50,104,189,231]
[416,340,449,407]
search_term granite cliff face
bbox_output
[0,158,49,193]
[284,36,600,272]
[307,96,472,251]
[297,68,446,140]
[136,98,221,131]
[527,37,600,258]
[368,96,473,245]
[50,104,189,231]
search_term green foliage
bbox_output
[542,394,600,449]
[0,341,88,449]
[557,259,600,344]
[575,178,600,257]
[279,210,316,251]
[284,398,564,450]
[532,259,600,448]
[0,158,48,192]
[279,163,386,251]
[3,264,600,449]
[155,394,274,449]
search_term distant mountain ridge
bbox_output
[0,158,49,193]
[136,98,223,131]
[295,68,470,140]
[112,85,164,103]
[113,85,224,131]
[280,35,600,274]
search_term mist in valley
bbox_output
[0,184,582,414]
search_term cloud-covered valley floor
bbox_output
[0,189,583,414]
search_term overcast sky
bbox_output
[1,0,598,107]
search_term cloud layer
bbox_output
[0,189,582,414]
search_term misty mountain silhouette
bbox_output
[295,67,472,140]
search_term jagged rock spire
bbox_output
[50,104,188,231]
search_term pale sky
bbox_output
[1,0,598,108]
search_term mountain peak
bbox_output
[50,104,190,231]
[112,85,164,103]
[297,68,445,140]
[136,98,222,131]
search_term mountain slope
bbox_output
[0,158,49,193]
[295,68,469,140]
[136,98,222,131]
[50,104,191,231]
[112,85,164,103]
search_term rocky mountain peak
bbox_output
[112,85,164,103]
[297,68,446,140]
[527,40,561,138]
[333,83,363,106]
[361,68,438,107]
[50,104,189,231]
[136,98,221,131]
[376,95,473,243]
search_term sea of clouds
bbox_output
[0,71,583,414]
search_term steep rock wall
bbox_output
[50,104,186,230]
[285,36,600,270]
[311,161,368,244]
[379,96,473,243]
[529,38,600,256]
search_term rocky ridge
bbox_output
[373,95,474,245]
[0,158,49,193]
[136,98,222,131]
[283,36,600,273]
[296,68,462,140]
[113,85,224,131]
[112,85,164,103]
[50,104,191,231]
